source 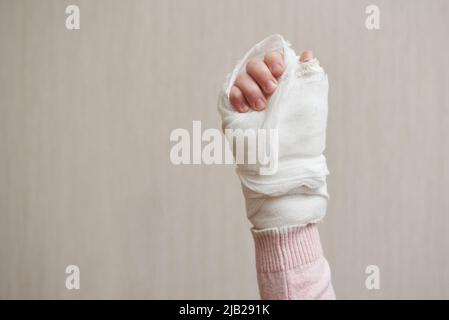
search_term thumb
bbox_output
[299,50,313,62]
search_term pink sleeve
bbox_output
[252,224,336,300]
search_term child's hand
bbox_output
[218,35,329,229]
[229,50,313,112]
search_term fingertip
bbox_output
[240,104,250,113]
[254,98,266,111]
[300,50,313,62]
[234,73,266,112]
[229,86,250,113]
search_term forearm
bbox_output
[218,34,335,300]
[253,223,335,300]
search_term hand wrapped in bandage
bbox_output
[218,35,330,230]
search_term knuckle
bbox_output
[245,88,262,101]
[235,74,252,90]
[229,86,242,102]
[246,58,260,73]
[264,52,277,62]
[229,89,241,104]
[229,91,239,104]
[235,73,245,84]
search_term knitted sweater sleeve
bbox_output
[252,223,336,300]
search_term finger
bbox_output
[229,86,250,113]
[234,72,266,111]
[300,50,313,62]
[264,51,285,78]
[246,58,278,95]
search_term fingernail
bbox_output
[300,50,313,62]
[274,63,284,75]
[241,105,249,113]
[266,79,277,92]
[255,98,265,110]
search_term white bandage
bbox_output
[218,34,330,229]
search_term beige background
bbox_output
[1,0,448,299]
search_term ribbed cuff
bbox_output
[252,224,323,273]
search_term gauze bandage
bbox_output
[218,34,330,229]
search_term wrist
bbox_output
[252,223,324,273]
[245,185,328,230]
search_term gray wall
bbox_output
[0,0,448,299]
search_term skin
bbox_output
[229,50,313,112]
